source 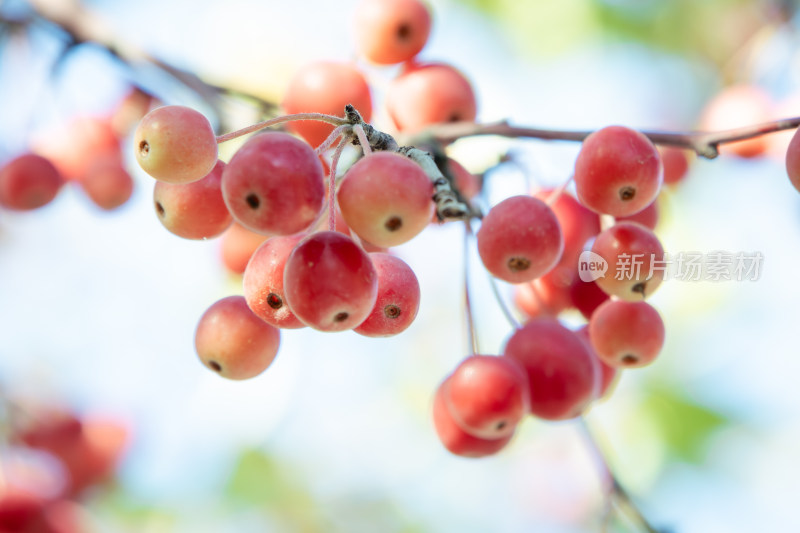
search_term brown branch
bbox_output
[18,0,277,119]
[420,117,800,159]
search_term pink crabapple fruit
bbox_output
[443,355,530,440]
[283,231,378,332]
[194,295,281,380]
[134,105,218,184]
[354,253,421,337]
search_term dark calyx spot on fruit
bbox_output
[267,293,283,310]
[619,186,636,201]
[384,304,401,319]
[208,360,222,372]
[155,201,165,218]
[632,282,647,296]
[621,354,638,365]
[495,420,507,431]
[448,112,462,123]
[246,193,260,209]
[397,23,411,40]
[334,312,349,322]
[138,140,149,156]
[508,257,530,272]
[385,216,402,232]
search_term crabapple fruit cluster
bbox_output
[127,0,800,464]
[0,89,151,213]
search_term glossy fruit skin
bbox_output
[446,158,480,200]
[443,355,529,440]
[154,160,232,239]
[660,146,690,185]
[588,300,665,368]
[432,377,513,458]
[616,198,659,230]
[568,277,610,320]
[386,62,477,132]
[785,127,800,194]
[220,223,269,275]
[533,189,600,269]
[337,152,434,247]
[503,319,598,420]
[80,155,134,210]
[477,195,563,284]
[0,153,64,210]
[354,253,421,337]
[513,268,574,319]
[243,234,307,330]
[222,132,324,236]
[194,295,281,380]
[574,125,663,217]
[134,105,218,184]
[282,61,372,148]
[283,231,378,332]
[354,0,432,65]
[576,326,619,399]
[590,221,665,301]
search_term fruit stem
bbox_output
[463,222,479,356]
[352,124,373,157]
[215,113,348,144]
[486,272,520,330]
[577,417,663,533]
[328,137,348,232]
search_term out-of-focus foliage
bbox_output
[454,0,793,66]
[640,385,730,464]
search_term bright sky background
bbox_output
[2,0,800,531]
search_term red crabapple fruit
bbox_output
[616,198,659,230]
[220,223,269,275]
[477,195,563,284]
[337,152,434,247]
[447,158,480,200]
[194,295,281,380]
[354,0,432,65]
[574,125,663,217]
[590,221,665,301]
[576,326,619,399]
[134,105,218,184]
[354,253,421,337]
[513,268,574,319]
[154,160,232,239]
[443,355,529,440]
[222,132,324,236]
[243,233,308,330]
[533,188,600,268]
[282,61,372,148]
[660,146,690,185]
[568,277,610,320]
[80,154,134,210]
[283,231,378,332]
[588,300,665,368]
[32,115,120,182]
[433,377,513,458]
[785,127,800,194]
[503,318,599,420]
[386,62,477,132]
[0,153,64,210]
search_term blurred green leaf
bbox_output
[453,0,779,67]
[641,386,730,464]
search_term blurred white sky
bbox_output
[2,0,800,531]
